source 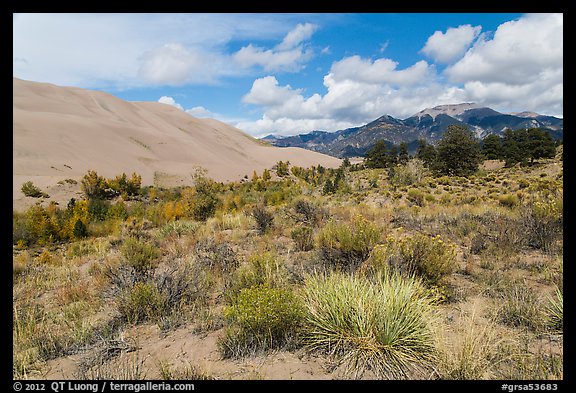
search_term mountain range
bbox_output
[262,103,563,158]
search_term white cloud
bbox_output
[276,23,318,51]
[421,24,481,63]
[238,57,465,137]
[158,96,183,110]
[232,23,317,72]
[329,56,433,86]
[186,106,215,118]
[12,13,309,88]
[445,13,562,115]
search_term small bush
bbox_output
[407,188,425,207]
[21,181,47,198]
[219,285,304,357]
[227,252,290,300]
[520,197,562,251]
[291,226,314,251]
[117,282,166,324]
[291,199,326,226]
[302,271,438,379]
[120,236,160,277]
[365,233,457,286]
[498,194,519,208]
[251,205,274,234]
[194,238,239,275]
[317,215,382,270]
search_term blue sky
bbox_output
[13,13,563,137]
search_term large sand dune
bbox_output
[13,78,341,209]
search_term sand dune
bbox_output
[13,78,341,209]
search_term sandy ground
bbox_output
[39,324,345,380]
[13,78,341,211]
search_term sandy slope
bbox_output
[13,78,341,209]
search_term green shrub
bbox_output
[117,282,166,324]
[407,188,425,207]
[498,194,519,208]
[291,226,314,251]
[81,170,110,199]
[302,271,438,379]
[21,181,47,198]
[120,236,160,277]
[227,252,289,300]
[317,215,382,270]
[520,197,562,251]
[251,204,274,234]
[219,285,304,357]
[366,232,457,286]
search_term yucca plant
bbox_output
[301,270,438,379]
[546,287,563,333]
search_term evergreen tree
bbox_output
[365,140,389,169]
[435,125,482,177]
[481,134,503,160]
[526,128,556,163]
[398,142,409,164]
[416,139,437,168]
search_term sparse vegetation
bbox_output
[13,153,563,380]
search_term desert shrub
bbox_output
[493,282,543,331]
[291,226,314,251]
[117,282,166,324]
[302,271,438,379]
[291,198,326,226]
[317,215,382,271]
[251,204,274,234]
[520,197,562,252]
[227,252,290,300]
[120,236,160,277]
[498,194,519,208]
[407,188,425,207]
[107,201,129,220]
[194,238,239,275]
[13,204,63,246]
[21,181,47,198]
[273,160,290,177]
[72,219,89,239]
[388,159,428,187]
[365,233,457,286]
[219,285,304,358]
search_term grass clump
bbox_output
[301,271,438,379]
[317,215,383,271]
[291,226,314,251]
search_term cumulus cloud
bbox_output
[12,13,310,88]
[421,24,481,63]
[233,23,317,72]
[445,13,562,114]
[329,56,433,86]
[158,96,184,110]
[238,57,466,137]
[186,106,215,118]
